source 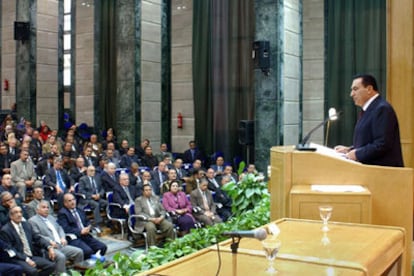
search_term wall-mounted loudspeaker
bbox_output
[14,21,30,41]
[253,40,270,75]
[239,120,254,145]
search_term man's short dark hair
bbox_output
[353,74,379,91]
[142,183,152,190]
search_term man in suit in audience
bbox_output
[0,191,28,226]
[0,205,56,276]
[29,200,84,273]
[0,143,12,177]
[44,157,74,207]
[112,172,138,219]
[57,193,107,259]
[190,178,222,226]
[213,175,233,222]
[183,140,204,164]
[206,168,221,192]
[81,146,98,168]
[10,150,42,200]
[0,173,22,204]
[25,186,54,218]
[100,162,118,192]
[0,236,23,275]
[78,166,107,227]
[128,162,143,197]
[69,157,88,183]
[151,161,168,196]
[173,158,186,180]
[210,156,225,177]
[134,183,175,246]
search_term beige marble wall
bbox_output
[170,0,193,153]
[75,2,94,126]
[302,0,324,143]
[1,1,16,110]
[36,0,59,129]
[141,0,162,146]
[283,0,301,145]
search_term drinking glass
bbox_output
[262,239,281,274]
[319,205,333,232]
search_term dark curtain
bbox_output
[325,0,386,147]
[97,1,117,131]
[192,0,255,164]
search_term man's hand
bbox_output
[48,247,55,260]
[334,145,350,154]
[81,225,91,235]
[346,149,358,161]
[26,257,36,267]
[61,238,67,246]
[50,241,59,248]
[55,185,63,194]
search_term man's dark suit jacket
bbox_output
[151,169,167,196]
[100,171,118,192]
[77,175,105,207]
[183,148,204,164]
[57,207,91,239]
[0,221,49,260]
[112,184,138,218]
[69,166,87,183]
[353,96,404,167]
[44,167,74,199]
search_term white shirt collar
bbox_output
[362,93,379,111]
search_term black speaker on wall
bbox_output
[14,21,30,41]
[239,120,254,145]
[253,40,270,75]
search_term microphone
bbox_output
[296,107,341,151]
[222,228,267,241]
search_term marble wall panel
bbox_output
[171,46,192,64]
[142,21,161,43]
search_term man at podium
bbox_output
[335,74,404,167]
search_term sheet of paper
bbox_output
[311,184,366,193]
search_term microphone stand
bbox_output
[230,236,241,276]
[296,118,329,151]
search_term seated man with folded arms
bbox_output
[29,200,84,273]
[134,183,175,246]
[190,178,222,226]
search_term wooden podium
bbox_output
[270,144,413,275]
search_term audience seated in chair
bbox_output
[134,183,175,247]
[77,166,107,228]
[100,162,118,192]
[44,157,74,208]
[183,140,205,165]
[190,178,222,226]
[29,200,84,273]
[162,180,196,235]
[10,150,42,200]
[57,193,107,259]
[119,147,139,169]
[213,175,233,222]
[26,186,54,218]
[112,172,139,219]
[0,205,56,276]
[0,191,28,225]
[152,161,168,196]
[0,173,22,204]
[140,146,158,170]
[128,162,143,197]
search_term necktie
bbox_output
[56,170,65,190]
[71,209,84,230]
[90,177,97,194]
[213,178,219,188]
[202,191,210,211]
[124,187,134,204]
[147,198,155,216]
[18,224,32,257]
[44,219,61,243]
[191,150,195,160]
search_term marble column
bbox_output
[254,0,302,174]
[254,0,281,173]
[115,0,139,145]
[15,0,36,123]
